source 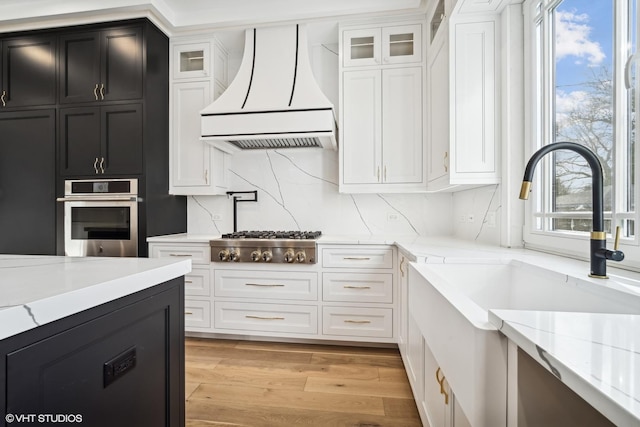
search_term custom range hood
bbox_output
[201,24,337,151]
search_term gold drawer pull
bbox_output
[343,285,371,289]
[245,283,285,287]
[343,257,371,260]
[169,254,192,257]
[185,280,193,283]
[185,311,193,315]
[246,315,285,320]
[344,320,371,324]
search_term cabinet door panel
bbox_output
[102,104,143,175]
[101,27,143,101]
[59,32,101,104]
[382,67,423,184]
[0,110,56,254]
[2,35,56,107]
[59,107,101,176]
[427,35,450,183]
[172,81,211,187]
[342,70,381,184]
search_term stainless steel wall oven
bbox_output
[58,179,139,257]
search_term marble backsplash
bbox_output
[186,148,454,237]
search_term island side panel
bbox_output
[0,277,185,427]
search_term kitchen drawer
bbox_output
[185,299,211,329]
[322,247,394,269]
[214,269,318,301]
[185,267,210,297]
[149,243,210,265]
[214,302,318,334]
[323,272,393,303]
[322,306,393,338]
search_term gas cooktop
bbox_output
[219,230,322,240]
[211,231,321,264]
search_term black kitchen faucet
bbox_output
[519,142,624,278]
[226,190,258,233]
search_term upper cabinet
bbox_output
[426,0,502,191]
[0,35,56,108]
[169,37,230,195]
[340,20,427,193]
[59,26,143,104]
[342,24,422,67]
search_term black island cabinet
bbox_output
[0,277,185,427]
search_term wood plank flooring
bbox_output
[185,337,422,426]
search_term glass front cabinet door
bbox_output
[342,24,422,67]
[172,42,209,79]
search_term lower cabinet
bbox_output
[1,278,185,427]
[149,241,397,343]
[401,262,471,427]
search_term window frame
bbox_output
[523,0,640,272]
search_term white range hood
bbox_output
[201,24,338,151]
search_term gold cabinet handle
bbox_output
[245,315,285,320]
[93,84,99,100]
[169,254,192,257]
[0,90,6,107]
[93,157,99,174]
[99,157,105,174]
[400,256,405,277]
[100,83,105,100]
[185,311,193,315]
[384,165,387,181]
[204,169,208,184]
[444,151,449,172]
[344,319,371,324]
[435,367,449,404]
[614,226,621,250]
[245,283,285,287]
[185,280,193,283]
[343,285,371,289]
[343,257,371,260]
[377,166,381,182]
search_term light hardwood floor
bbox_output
[185,337,422,426]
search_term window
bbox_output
[524,0,640,269]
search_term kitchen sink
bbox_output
[408,259,640,426]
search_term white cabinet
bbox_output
[397,252,409,354]
[342,68,423,188]
[425,4,501,191]
[342,24,422,67]
[169,37,230,195]
[149,241,213,332]
[339,20,426,193]
[320,245,397,342]
[427,24,451,187]
[173,42,210,79]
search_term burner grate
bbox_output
[220,230,322,240]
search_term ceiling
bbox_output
[0,0,427,51]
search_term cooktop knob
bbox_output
[229,249,240,262]
[218,249,230,262]
[295,251,306,263]
[283,249,295,263]
[261,250,273,262]
[251,250,262,262]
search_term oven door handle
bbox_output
[56,196,142,202]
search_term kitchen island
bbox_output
[0,255,191,427]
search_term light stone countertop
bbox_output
[0,255,191,341]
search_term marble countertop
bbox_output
[0,255,191,341]
[489,310,640,426]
